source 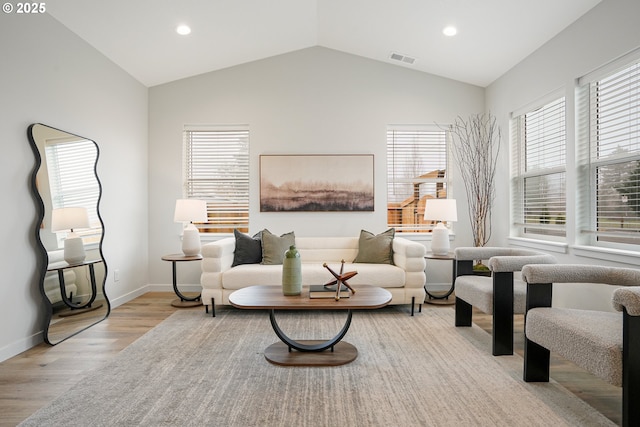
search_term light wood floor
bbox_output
[471,308,621,426]
[0,293,621,426]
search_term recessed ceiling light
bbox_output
[442,26,457,37]
[176,25,191,36]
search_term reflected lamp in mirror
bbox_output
[51,207,90,264]
[424,199,457,256]
[174,199,207,256]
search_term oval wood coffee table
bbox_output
[229,285,391,366]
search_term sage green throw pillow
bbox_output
[353,228,395,264]
[261,229,295,265]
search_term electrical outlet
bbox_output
[114,269,120,282]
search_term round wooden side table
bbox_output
[161,254,203,308]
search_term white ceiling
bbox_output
[47,0,601,88]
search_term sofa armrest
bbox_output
[393,237,426,289]
[393,237,425,270]
[201,237,235,274]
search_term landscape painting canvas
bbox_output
[260,155,374,212]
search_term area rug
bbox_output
[19,306,615,426]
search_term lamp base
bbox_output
[182,225,202,256]
[64,236,86,265]
[430,223,450,256]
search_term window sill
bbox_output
[199,233,233,243]
[572,245,640,266]
[396,232,455,243]
[507,237,568,254]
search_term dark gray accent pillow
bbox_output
[353,228,395,264]
[261,229,295,265]
[232,229,263,267]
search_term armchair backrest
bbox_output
[522,264,640,314]
[454,247,556,273]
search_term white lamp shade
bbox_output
[51,207,90,232]
[423,199,458,222]
[174,199,207,223]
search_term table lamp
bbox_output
[51,207,90,264]
[174,199,207,256]
[424,199,457,256]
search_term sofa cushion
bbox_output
[232,229,262,267]
[295,237,359,262]
[261,229,295,265]
[222,262,406,290]
[353,228,395,264]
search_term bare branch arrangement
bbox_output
[448,113,501,247]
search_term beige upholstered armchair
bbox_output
[454,247,557,356]
[521,264,640,426]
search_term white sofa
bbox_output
[200,236,427,316]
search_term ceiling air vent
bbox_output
[389,52,416,65]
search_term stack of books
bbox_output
[309,284,350,299]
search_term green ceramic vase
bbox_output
[282,245,302,295]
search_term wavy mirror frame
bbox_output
[28,123,110,345]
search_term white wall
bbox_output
[486,0,640,310]
[148,46,484,285]
[0,13,149,360]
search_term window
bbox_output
[183,126,249,233]
[511,97,567,239]
[45,137,102,246]
[387,126,449,233]
[578,59,640,247]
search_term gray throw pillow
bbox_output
[261,229,295,265]
[232,229,263,267]
[353,228,395,264]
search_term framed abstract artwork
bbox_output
[260,154,374,212]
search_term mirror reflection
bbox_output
[28,123,109,345]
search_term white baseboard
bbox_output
[0,284,185,363]
[0,331,43,363]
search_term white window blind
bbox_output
[45,138,102,246]
[183,126,249,233]
[387,126,448,232]
[579,60,640,245]
[511,97,566,238]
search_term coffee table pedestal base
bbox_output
[264,340,357,366]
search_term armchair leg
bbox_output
[523,338,550,382]
[455,297,472,326]
[493,272,514,356]
[210,297,216,318]
[623,311,640,427]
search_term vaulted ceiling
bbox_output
[48,0,601,88]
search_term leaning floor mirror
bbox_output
[28,123,110,345]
